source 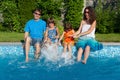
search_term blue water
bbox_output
[0,45,120,80]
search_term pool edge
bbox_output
[0,42,120,45]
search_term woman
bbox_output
[73,6,103,64]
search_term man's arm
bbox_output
[24,32,29,41]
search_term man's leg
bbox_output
[34,43,41,59]
[25,37,31,62]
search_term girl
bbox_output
[44,17,59,44]
[59,22,75,59]
[42,17,59,61]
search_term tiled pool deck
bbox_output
[0,42,120,45]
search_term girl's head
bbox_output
[47,17,55,28]
[83,6,96,24]
[64,22,73,32]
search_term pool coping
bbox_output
[0,42,120,45]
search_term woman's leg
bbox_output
[77,48,83,62]
[82,45,90,64]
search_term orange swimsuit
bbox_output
[63,30,74,44]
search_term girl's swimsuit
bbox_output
[63,30,74,45]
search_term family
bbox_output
[24,6,103,64]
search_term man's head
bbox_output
[33,8,42,20]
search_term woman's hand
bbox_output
[73,34,81,38]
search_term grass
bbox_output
[0,32,120,42]
[0,32,24,42]
[96,33,120,42]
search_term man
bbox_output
[24,8,46,62]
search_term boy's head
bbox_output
[64,22,72,32]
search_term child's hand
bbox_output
[44,39,47,43]
[55,35,59,39]
[58,40,61,46]
[68,35,73,37]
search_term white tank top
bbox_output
[81,24,95,38]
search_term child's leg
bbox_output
[62,43,67,57]
[82,45,90,64]
[77,48,83,62]
[68,43,72,58]
[63,43,67,53]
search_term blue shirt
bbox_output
[24,19,46,39]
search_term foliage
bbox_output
[37,0,62,21]
[114,0,120,33]
[95,0,119,33]
[1,0,120,33]
[0,0,20,32]
[64,0,83,30]
[17,0,37,32]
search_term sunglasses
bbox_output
[34,12,41,16]
[85,11,89,13]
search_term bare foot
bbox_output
[61,53,66,58]
[34,53,40,60]
[25,57,29,62]
[77,58,81,62]
[68,54,72,59]
[81,60,86,64]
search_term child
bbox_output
[41,17,59,61]
[44,17,59,44]
[59,22,75,59]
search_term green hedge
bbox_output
[0,0,120,33]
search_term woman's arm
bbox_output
[78,20,96,37]
[73,20,83,36]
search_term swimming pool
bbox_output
[0,44,120,80]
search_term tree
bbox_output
[64,0,84,30]
[37,0,62,22]
[0,0,19,32]
[95,0,117,33]
[114,0,120,33]
[18,0,37,32]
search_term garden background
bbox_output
[0,0,120,42]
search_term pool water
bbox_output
[0,45,120,80]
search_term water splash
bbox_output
[0,45,120,69]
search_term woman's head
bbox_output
[64,22,72,32]
[83,6,96,24]
[47,17,55,28]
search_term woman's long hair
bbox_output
[83,6,96,24]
